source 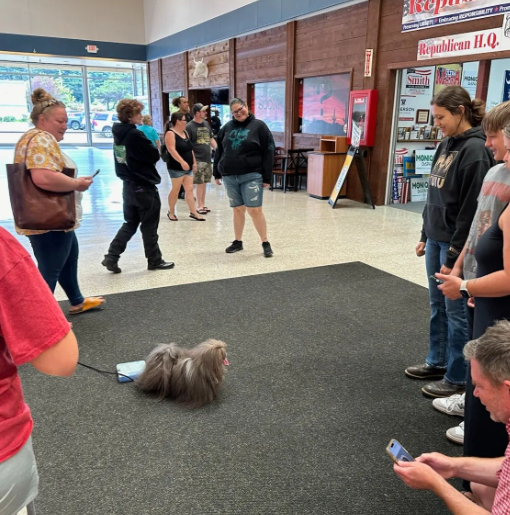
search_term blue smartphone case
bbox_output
[116,360,146,383]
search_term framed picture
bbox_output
[416,109,430,124]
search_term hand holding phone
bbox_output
[386,439,414,464]
[430,275,444,285]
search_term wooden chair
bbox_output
[270,147,288,191]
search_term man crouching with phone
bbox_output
[394,320,510,514]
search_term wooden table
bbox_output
[307,151,348,199]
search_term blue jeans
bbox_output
[222,173,263,208]
[28,231,85,307]
[425,239,468,385]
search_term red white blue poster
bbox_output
[402,0,510,33]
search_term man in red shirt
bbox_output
[0,227,79,515]
[394,320,510,514]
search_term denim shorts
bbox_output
[168,169,193,179]
[222,173,263,208]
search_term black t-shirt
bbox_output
[166,130,194,171]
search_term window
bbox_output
[252,81,285,132]
[299,73,350,136]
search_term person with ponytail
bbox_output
[13,88,104,315]
[406,86,495,398]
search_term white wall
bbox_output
[143,0,258,44]
[0,0,146,45]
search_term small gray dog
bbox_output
[136,339,227,408]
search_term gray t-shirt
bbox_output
[463,163,510,279]
[186,120,212,163]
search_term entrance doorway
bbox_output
[188,88,230,125]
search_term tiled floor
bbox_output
[0,146,427,304]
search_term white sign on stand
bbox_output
[351,123,361,149]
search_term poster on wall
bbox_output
[434,64,462,95]
[253,81,285,132]
[399,95,419,128]
[401,0,509,33]
[401,67,434,97]
[301,74,350,136]
[415,149,436,175]
[461,62,479,99]
[503,71,510,103]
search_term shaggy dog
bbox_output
[136,339,227,407]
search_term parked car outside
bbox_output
[67,111,84,130]
[91,112,119,138]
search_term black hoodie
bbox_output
[112,122,161,187]
[213,114,275,183]
[421,126,495,268]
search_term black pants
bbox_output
[106,182,163,266]
[463,305,507,490]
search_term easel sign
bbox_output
[328,146,356,207]
[329,122,375,209]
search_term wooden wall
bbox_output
[188,41,230,89]
[148,60,164,133]
[293,3,368,154]
[371,0,506,203]
[162,53,186,93]
[235,26,287,148]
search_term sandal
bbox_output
[189,213,206,221]
[69,296,105,315]
[202,207,211,213]
[197,208,208,215]
[167,212,178,221]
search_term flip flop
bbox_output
[69,296,105,315]
[197,208,208,215]
[167,212,178,221]
[202,207,211,212]
[189,213,206,221]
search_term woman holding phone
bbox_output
[13,88,104,315]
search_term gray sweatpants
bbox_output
[0,437,38,515]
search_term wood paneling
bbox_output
[294,2,368,202]
[236,26,287,102]
[161,53,186,93]
[188,41,230,89]
[148,59,164,133]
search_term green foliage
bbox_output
[3,116,16,122]
[27,76,77,108]
[91,81,133,110]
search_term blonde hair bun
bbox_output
[31,88,55,106]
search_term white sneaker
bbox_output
[432,393,465,417]
[446,421,464,445]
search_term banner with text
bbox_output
[417,17,510,61]
[402,0,510,33]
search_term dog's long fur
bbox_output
[136,339,227,408]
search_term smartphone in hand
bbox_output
[92,169,100,178]
[386,439,414,463]
[429,275,444,285]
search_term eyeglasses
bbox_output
[232,105,246,116]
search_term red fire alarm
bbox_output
[347,90,378,147]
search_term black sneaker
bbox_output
[262,241,273,258]
[226,240,243,253]
[148,260,175,270]
[102,257,121,274]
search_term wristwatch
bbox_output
[460,280,471,299]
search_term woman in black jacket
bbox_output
[405,86,494,398]
[213,98,275,257]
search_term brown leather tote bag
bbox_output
[6,134,76,231]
